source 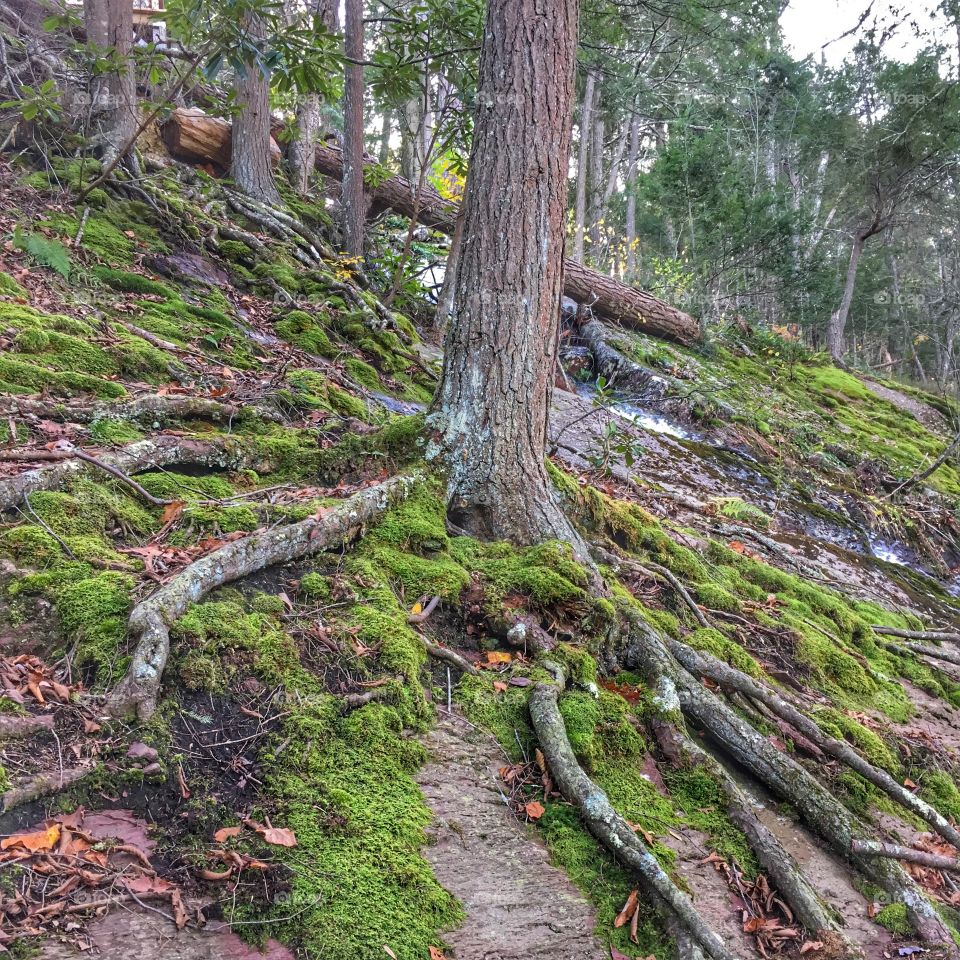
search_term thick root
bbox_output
[0,436,255,513]
[108,474,418,721]
[648,695,852,950]
[2,765,93,812]
[529,660,735,960]
[851,839,960,872]
[670,639,960,851]
[617,618,958,949]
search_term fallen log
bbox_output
[159,108,700,345]
[160,107,281,170]
[872,625,960,644]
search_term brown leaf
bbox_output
[614,889,639,928]
[83,719,102,734]
[800,942,824,954]
[524,800,545,821]
[485,651,512,665]
[160,501,185,526]
[245,819,297,847]
[214,826,241,843]
[428,948,447,960]
[493,681,508,693]
[1,824,60,852]
[198,867,234,881]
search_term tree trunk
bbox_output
[434,204,465,332]
[827,232,866,364]
[83,0,137,164]
[428,0,587,555]
[341,0,366,255]
[587,108,604,257]
[231,17,281,205]
[572,69,596,264]
[625,113,640,281]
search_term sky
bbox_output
[780,0,952,65]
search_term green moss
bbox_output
[691,582,742,613]
[91,267,177,300]
[88,418,143,445]
[875,903,912,936]
[344,357,382,391]
[813,707,900,774]
[685,628,762,677]
[919,771,960,823]
[299,572,331,601]
[274,309,336,357]
[0,272,27,298]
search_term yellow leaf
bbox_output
[410,601,423,616]
[1,824,60,852]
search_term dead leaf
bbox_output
[800,942,824,954]
[214,826,241,843]
[1,824,60,852]
[485,651,512,665]
[382,948,397,960]
[508,676,532,686]
[428,948,447,960]
[245,819,297,847]
[614,889,639,928]
[160,501,184,526]
[524,800,545,821]
[493,681,508,693]
[198,867,233,881]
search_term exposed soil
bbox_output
[415,711,606,960]
[862,379,949,433]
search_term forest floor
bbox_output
[2,150,960,960]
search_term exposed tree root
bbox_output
[529,659,736,960]
[872,625,960,644]
[648,697,852,950]
[108,474,418,720]
[0,392,282,426]
[879,638,960,668]
[851,839,960,872]
[0,712,54,740]
[421,637,479,675]
[2,765,93,813]
[669,640,960,850]
[0,436,254,513]
[615,617,958,948]
[574,314,673,403]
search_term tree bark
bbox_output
[587,107,604,256]
[434,203,465,332]
[230,16,281,205]
[625,113,640,281]
[341,0,366,255]
[427,0,587,555]
[83,0,137,164]
[572,69,596,264]
[828,231,866,364]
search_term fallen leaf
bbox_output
[800,942,824,954]
[245,819,298,847]
[524,800,545,820]
[382,948,397,960]
[83,719,102,734]
[485,651,512,665]
[1,824,60,852]
[508,676,532,686]
[410,601,423,616]
[493,681,508,693]
[160,501,184,526]
[428,948,446,960]
[199,867,234,881]
[614,889,639,928]
[214,826,241,843]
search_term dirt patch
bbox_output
[861,379,948,433]
[416,711,606,960]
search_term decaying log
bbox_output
[161,107,280,170]
[108,474,418,720]
[880,638,960,668]
[669,641,960,851]
[617,617,958,948]
[158,109,700,345]
[0,436,255,513]
[851,840,960,873]
[530,660,735,960]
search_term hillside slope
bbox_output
[1,154,960,960]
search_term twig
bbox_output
[407,594,441,624]
[19,494,76,559]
